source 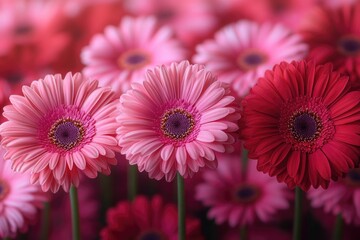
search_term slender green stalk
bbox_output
[40,202,51,240]
[332,214,344,240]
[128,165,138,201]
[177,173,186,240]
[241,148,248,175]
[240,225,247,240]
[70,185,81,240]
[99,174,113,211]
[293,187,303,240]
[240,147,248,239]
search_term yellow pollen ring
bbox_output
[48,118,85,150]
[160,108,195,140]
[288,110,322,142]
[117,49,151,70]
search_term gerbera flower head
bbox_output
[193,20,308,97]
[117,61,240,181]
[100,195,203,240]
[81,16,188,93]
[0,148,47,238]
[308,168,360,225]
[301,2,360,85]
[241,60,360,191]
[196,156,291,227]
[123,0,219,48]
[0,72,120,193]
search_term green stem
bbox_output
[332,214,344,240]
[70,185,81,240]
[241,148,248,174]
[40,202,51,240]
[240,147,248,239]
[177,173,185,240]
[293,187,303,240]
[128,165,138,201]
[240,225,247,240]
[99,175,113,211]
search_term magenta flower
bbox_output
[308,168,360,225]
[0,149,47,238]
[117,61,240,181]
[193,20,308,97]
[81,16,188,93]
[196,156,291,227]
[0,73,120,192]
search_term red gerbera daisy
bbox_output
[301,3,360,85]
[100,195,203,240]
[241,60,360,191]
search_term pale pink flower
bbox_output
[117,61,240,181]
[0,148,47,238]
[308,168,360,225]
[196,156,291,227]
[0,72,120,193]
[193,20,308,97]
[123,0,218,47]
[81,16,188,93]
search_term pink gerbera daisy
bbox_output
[81,16,188,93]
[241,60,360,191]
[301,3,360,85]
[123,0,218,47]
[100,195,203,240]
[117,61,240,181]
[308,168,360,225]
[0,72,120,193]
[196,155,291,227]
[0,148,47,238]
[193,20,308,97]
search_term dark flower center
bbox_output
[345,168,360,187]
[338,36,360,56]
[48,118,85,150]
[118,50,150,70]
[0,180,9,201]
[156,9,175,21]
[126,54,147,65]
[291,113,320,141]
[234,184,260,203]
[6,72,23,85]
[237,50,267,71]
[280,97,335,153]
[137,230,165,240]
[161,108,195,140]
[271,0,289,13]
[14,24,33,35]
